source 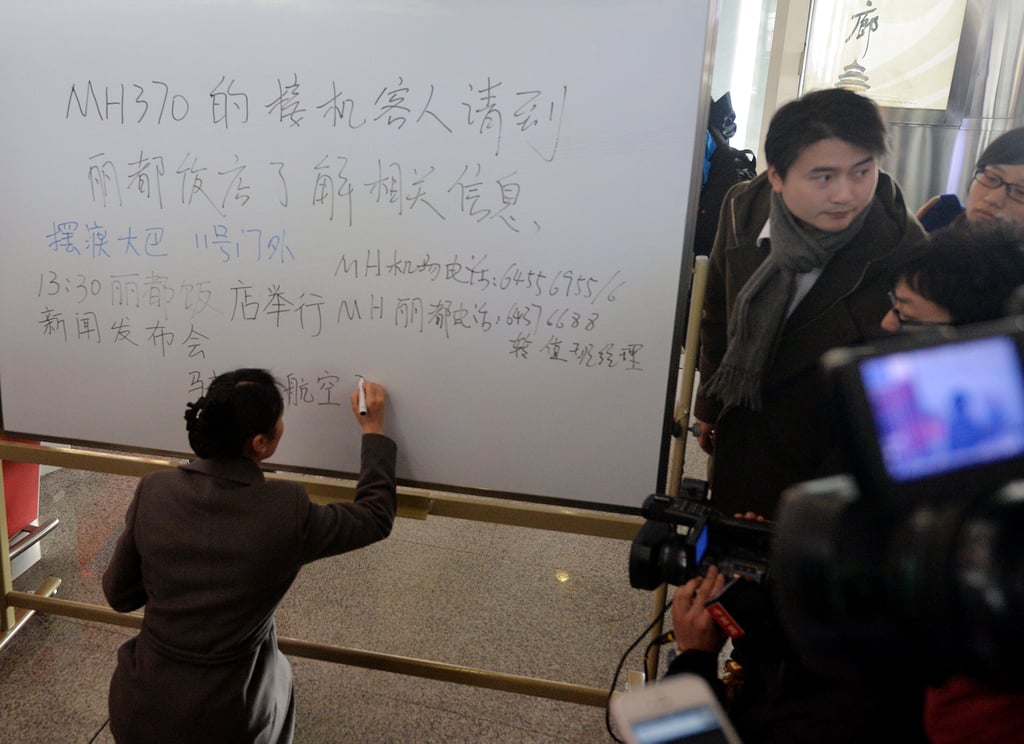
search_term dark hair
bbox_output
[764,88,889,178]
[184,368,284,458]
[896,221,1024,325]
[975,127,1024,169]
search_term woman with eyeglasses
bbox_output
[916,127,1024,231]
[893,131,1024,333]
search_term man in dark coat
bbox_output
[694,88,926,519]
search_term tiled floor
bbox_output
[1,437,710,743]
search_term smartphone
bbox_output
[610,673,743,744]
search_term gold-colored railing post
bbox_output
[644,255,709,682]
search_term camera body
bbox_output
[773,316,1024,689]
[628,478,773,591]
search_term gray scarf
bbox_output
[703,190,873,411]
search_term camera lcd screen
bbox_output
[859,335,1024,482]
[694,526,709,565]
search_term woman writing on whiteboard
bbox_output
[103,368,396,744]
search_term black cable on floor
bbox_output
[604,597,674,743]
[87,718,110,744]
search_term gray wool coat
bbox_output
[103,433,397,744]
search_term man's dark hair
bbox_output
[897,221,1024,325]
[184,368,284,458]
[764,88,889,178]
[976,126,1024,169]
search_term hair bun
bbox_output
[184,395,207,431]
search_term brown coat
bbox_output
[695,171,925,517]
[103,433,397,743]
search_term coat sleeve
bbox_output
[298,432,398,563]
[694,182,743,425]
[102,480,149,612]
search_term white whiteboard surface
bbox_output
[0,0,711,510]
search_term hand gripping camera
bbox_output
[772,317,1024,689]
[628,479,780,643]
[628,478,774,591]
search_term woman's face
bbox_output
[966,163,1024,225]
[249,415,284,462]
[264,415,284,458]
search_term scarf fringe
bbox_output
[703,364,762,412]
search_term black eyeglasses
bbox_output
[887,291,950,329]
[973,167,1024,205]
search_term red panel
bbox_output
[3,439,40,539]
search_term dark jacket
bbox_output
[668,642,927,744]
[667,576,926,744]
[694,171,925,517]
[103,433,397,744]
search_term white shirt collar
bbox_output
[758,216,821,316]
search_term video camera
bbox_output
[628,479,781,643]
[773,316,1024,690]
[628,478,773,591]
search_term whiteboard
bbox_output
[0,0,713,510]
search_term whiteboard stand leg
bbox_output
[644,256,710,683]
